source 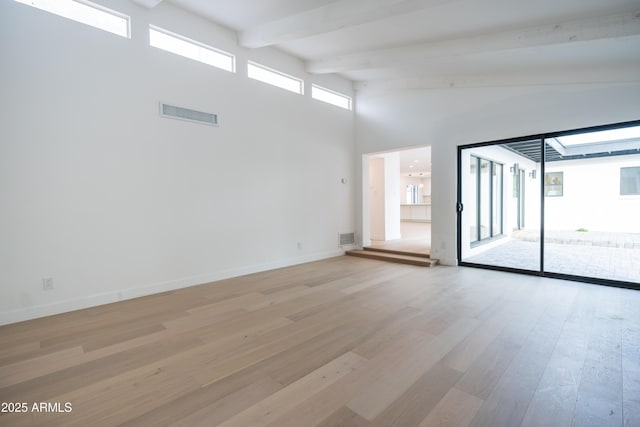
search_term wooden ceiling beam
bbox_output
[131,0,163,9]
[353,66,640,90]
[309,11,640,74]
[239,0,458,49]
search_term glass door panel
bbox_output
[479,159,491,240]
[543,131,640,283]
[459,122,640,287]
[460,141,541,271]
[469,157,478,243]
[492,164,503,236]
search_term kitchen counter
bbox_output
[400,203,431,222]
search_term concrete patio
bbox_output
[463,230,640,284]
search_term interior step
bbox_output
[345,249,439,267]
[362,246,431,259]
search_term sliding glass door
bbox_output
[460,141,541,272]
[543,129,640,284]
[458,120,640,288]
[469,156,502,244]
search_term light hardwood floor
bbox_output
[369,222,431,256]
[1,256,639,426]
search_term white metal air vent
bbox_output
[160,103,218,126]
[339,232,355,246]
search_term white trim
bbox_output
[0,249,345,325]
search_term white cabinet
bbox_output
[400,204,431,222]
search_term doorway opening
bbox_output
[362,146,432,257]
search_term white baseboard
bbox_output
[0,249,345,325]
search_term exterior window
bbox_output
[247,61,303,94]
[14,0,130,38]
[621,167,640,195]
[311,85,352,110]
[471,156,503,244]
[149,26,235,73]
[406,185,419,204]
[544,172,564,197]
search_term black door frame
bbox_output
[457,119,640,291]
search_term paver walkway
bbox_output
[464,230,640,284]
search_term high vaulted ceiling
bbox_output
[140,0,640,90]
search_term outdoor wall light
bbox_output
[529,170,537,179]
[510,163,520,175]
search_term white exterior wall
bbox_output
[545,155,640,233]
[0,0,355,324]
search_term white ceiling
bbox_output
[399,147,431,176]
[372,147,432,175]
[146,0,640,89]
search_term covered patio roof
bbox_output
[503,134,640,163]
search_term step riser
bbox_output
[363,247,430,258]
[345,251,438,267]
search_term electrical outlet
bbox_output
[42,277,54,291]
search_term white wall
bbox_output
[368,153,401,241]
[383,152,401,240]
[545,155,640,233]
[369,157,386,240]
[0,0,355,324]
[355,83,640,265]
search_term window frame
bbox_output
[247,61,304,95]
[14,0,131,38]
[470,155,504,245]
[620,166,640,196]
[149,25,236,73]
[311,84,352,110]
